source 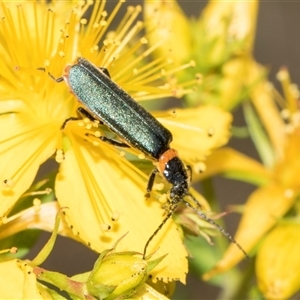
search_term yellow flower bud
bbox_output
[256,223,300,300]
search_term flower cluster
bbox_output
[0,0,231,298]
[1,0,298,299]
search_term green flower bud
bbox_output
[87,242,166,300]
[88,253,149,299]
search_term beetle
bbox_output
[47,57,247,258]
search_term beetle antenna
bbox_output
[143,202,179,259]
[36,67,64,82]
[184,195,249,258]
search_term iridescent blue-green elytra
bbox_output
[64,58,172,160]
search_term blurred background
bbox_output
[27,1,300,299]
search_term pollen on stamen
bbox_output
[33,198,42,213]
[120,151,126,158]
[44,60,50,67]
[171,87,182,98]
[3,179,14,189]
[111,210,120,221]
[93,22,99,29]
[1,216,8,225]
[55,149,65,163]
[100,223,112,232]
[100,20,107,27]
[45,188,52,195]
[140,37,148,44]
[92,45,99,52]
[93,120,100,127]
[160,69,166,76]
[80,18,88,25]
[207,127,215,137]
[10,247,18,254]
[196,73,203,84]
[58,51,65,57]
[284,188,294,199]
[94,131,101,138]
[189,60,196,68]
[0,247,15,255]
[276,69,288,81]
[169,110,177,117]
[21,188,52,199]
[93,141,100,147]
[280,108,290,120]
[154,183,164,191]
[138,153,145,159]
[85,123,92,130]
[159,193,168,204]
[194,162,206,174]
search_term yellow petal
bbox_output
[157,105,232,164]
[275,127,300,190]
[55,133,188,283]
[248,61,286,158]
[131,283,170,300]
[0,259,51,299]
[143,0,191,65]
[0,111,59,216]
[218,58,249,110]
[256,223,300,300]
[195,147,272,186]
[203,184,296,280]
[0,202,75,241]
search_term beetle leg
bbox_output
[60,117,79,130]
[97,135,130,148]
[145,168,159,199]
[63,107,130,148]
[37,67,64,82]
[61,107,104,130]
[186,165,192,182]
[75,107,104,124]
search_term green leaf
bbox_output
[243,102,275,168]
[31,208,63,266]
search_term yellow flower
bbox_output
[144,0,258,110]
[0,0,232,284]
[1,209,168,299]
[202,65,300,280]
[0,208,65,298]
